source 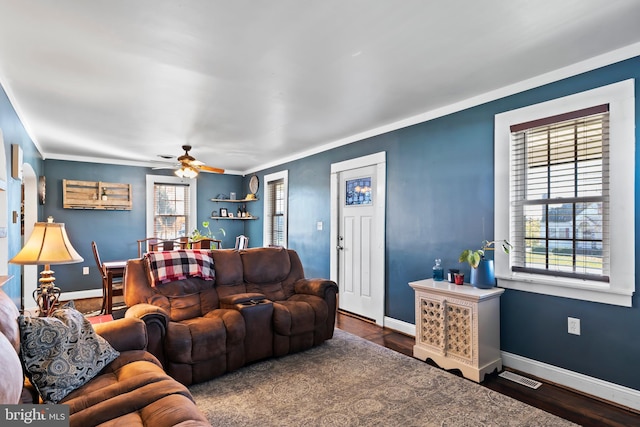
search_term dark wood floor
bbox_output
[336,311,640,427]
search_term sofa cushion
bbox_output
[0,288,20,352]
[146,249,215,286]
[166,316,228,364]
[210,249,245,286]
[18,307,120,403]
[272,301,316,336]
[0,333,22,404]
[62,350,209,427]
[241,247,291,284]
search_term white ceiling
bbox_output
[1,1,639,175]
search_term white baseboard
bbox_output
[502,351,640,412]
[62,289,103,301]
[383,316,415,336]
[23,289,103,313]
[380,318,640,412]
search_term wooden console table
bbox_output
[409,278,504,383]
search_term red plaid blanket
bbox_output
[145,249,215,286]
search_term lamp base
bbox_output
[33,267,61,317]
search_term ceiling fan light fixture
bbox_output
[175,165,198,179]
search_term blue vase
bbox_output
[470,259,496,289]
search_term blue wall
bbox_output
[42,160,244,292]
[244,56,640,390]
[2,54,639,392]
[0,84,43,306]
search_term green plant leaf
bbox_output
[458,250,471,263]
[470,252,481,268]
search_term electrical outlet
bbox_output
[568,317,581,335]
[317,221,323,231]
[83,266,89,275]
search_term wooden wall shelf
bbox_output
[63,179,132,210]
[210,198,258,202]
[211,216,259,220]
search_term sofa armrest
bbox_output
[93,318,147,352]
[124,303,170,367]
[294,278,339,299]
[125,303,170,324]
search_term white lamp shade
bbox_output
[10,221,83,265]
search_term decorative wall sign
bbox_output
[63,179,132,210]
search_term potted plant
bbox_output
[458,240,512,288]
[190,221,225,248]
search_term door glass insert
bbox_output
[346,177,372,205]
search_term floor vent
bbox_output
[499,371,543,389]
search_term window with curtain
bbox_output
[494,79,635,307]
[510,105,609,282]
[263,171,288,247]
[153,183,190,239]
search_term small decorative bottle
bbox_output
[101,187,108,201]
[432,258,444,281]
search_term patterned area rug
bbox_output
[189,329,576,426]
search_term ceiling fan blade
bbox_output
[198,165,225,174]
[158,145,224,175]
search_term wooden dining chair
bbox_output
[137,237,159,258]
[178,236,190,249]
[190,238,222,249]
[91,241,124,315]
[149,239,181,252]
[235,235,249,250]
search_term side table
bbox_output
[409,278,504,382]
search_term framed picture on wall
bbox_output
[219,208,228,217]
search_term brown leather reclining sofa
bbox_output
[0,288,210,427]
[124,246,339,386]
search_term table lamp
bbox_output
[10,216,83,316]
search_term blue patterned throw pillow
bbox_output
[18,307,120,403]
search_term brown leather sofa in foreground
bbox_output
[125,246,339,386]
[0,289,210,427]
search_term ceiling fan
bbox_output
[156,145,225,178]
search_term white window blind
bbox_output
[510,104,609,281]
[153,183,190,239]
[266,178,285,246]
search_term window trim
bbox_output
[263,170,288,248]
[146,175,197,239]
[494,79,635,307]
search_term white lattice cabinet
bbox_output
[409,279,504,383]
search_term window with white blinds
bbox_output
[266,179,284,246]
[510,105,609,281]
[153,183,190,239]
[263,170,288,248]
[146,175,197,242]
[494,79,635,307]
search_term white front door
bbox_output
[331,153,386,326]
[338,166,375,318]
